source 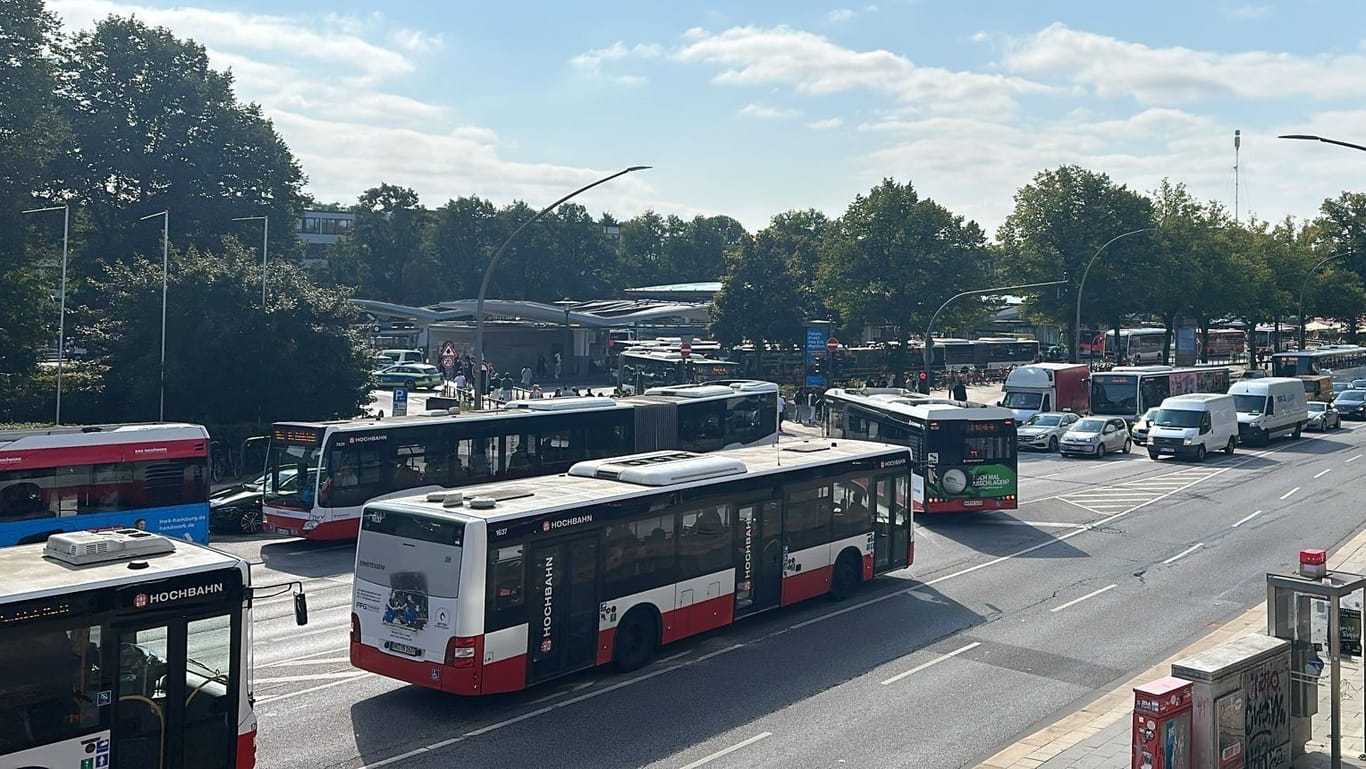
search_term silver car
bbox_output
[1307,401,1341,431]
[1130,407,1158,445]
[1017,412,1080,452]
[1060,417,1132,458]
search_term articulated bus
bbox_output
[1083,328,1167,363]
[0,423,211,546]
[0,529,268,768]
[1273,346,1366,381]
[264,381,780,540]
[912,337,1041,371]
[822,388,1018,514]
[1089,366,1234,422]
[616,349,740,394]
[349,440,913,694]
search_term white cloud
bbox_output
[827,9,856,22]
[1222,3,1272,20]
[1003,22,1366,104]
[739,103,801,120]
[387,28,443,53]
[570,41,663,75]
[808,117,844,130]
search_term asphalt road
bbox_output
[213,418,1366,769]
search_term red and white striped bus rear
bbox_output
[349,440,913,695]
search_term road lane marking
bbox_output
[257,646,348,667]
[255,671,370,684]
[1280,487,1301,500]
[1162,543,1204,565]
[696,643,746,662]
[1050,584,1117,613]
[256,673,374,705]
[978,520,1087,529]
[677,733,773,769]
[258,656,350,669]
[880,641,981,685]
[1315,468,1333,479]
[1348,454,1363,464]
[1232,510,1263,528]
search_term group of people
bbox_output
[440,352,568,403]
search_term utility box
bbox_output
[1171,634,1291,769]
[1132,676,1193,769]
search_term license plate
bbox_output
[276,527,296,536]
[962,499,983,507]
[386,641,422,657]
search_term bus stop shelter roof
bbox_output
[352,298,711,328]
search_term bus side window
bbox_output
[603,514,675,596]
[679,505,730,577]
[832,477,872,539]
[487,544,526,632]
[785,484,832,552]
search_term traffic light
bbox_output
[917,370,930,394]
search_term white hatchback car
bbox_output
[1059,417,1132,458]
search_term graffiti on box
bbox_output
[1243,658,1290,769]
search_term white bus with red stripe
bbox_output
[349,439,913,694]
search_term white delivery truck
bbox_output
[1227,376,1309,444]
[1145,393,1239,461]
[999,362,1090,421]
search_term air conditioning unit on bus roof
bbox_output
[569,452,747,486]
[44,529,177,565]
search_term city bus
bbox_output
[1084,328,1166,363]
[349,439,913,694]
[0,528,270,768]
[616,349,740,394]
[1200,328,1247,361]
[1272,345,1366,381]
[822,388,1018,514]
[1089,366,1234,422]
[910,338,1041,371]
[0,423,211,546]
[264,381,780,540]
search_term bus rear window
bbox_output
[362,511,463,546]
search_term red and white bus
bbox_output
[265,381,780,541]
[349,439,913,694]
[0,528,279,768]
[1084,328,1166,363]
[0,423,211,546]
[1089,365,1234,422]
[1200,329,1246,360]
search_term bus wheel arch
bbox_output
[612,606,660,673]
[829,548,864,601]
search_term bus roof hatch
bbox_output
[44,529,177,566]
[568,452,748,486]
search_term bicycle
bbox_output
[210,441,237,483]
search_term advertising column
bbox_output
[804,323,830,389]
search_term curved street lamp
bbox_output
[471,166,650,409]
[1279,134,1366,153]
[1073,228,1155,364]
[139,210,170,421]
[924,280,1067,390]
[1299,250,1354,350]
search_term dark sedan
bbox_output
[1335,390,1366,420]
[210,469,296,534]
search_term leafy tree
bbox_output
[710,232,806,356]
[50,15,305,275]
[763,209,832,322]
[996,165,1154,362]
[817,178,989,376]
[332,184,427,301]
[427,195,500,298]
[77,239,371,425]
[1146,181,1230,362]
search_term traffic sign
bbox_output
[680,340,692,359]
[392,387,408,417]
[826,337,839,354]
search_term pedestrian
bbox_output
[778,393,787,426]
[553,352,563,381]
[520,365,532,387]
[952,376,968,402]
[453,371,467,391]
[536,354,547,378]
[500,372,514,401]
[531,384,543,399]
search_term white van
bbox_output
[1227,377,1309,444]
[1146,393,1239,461]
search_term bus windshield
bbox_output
[264,429,323,509]
[1090,375,1138,415]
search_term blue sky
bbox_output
[47,0,1366,237]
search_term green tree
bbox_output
[710,232,806,355]
[817,179,989,376]
[996,165,1154,361]
[763,209,832,322]
[333,184,427,301]
[78,239,371,425]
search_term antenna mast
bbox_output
[1234,129,1241,223]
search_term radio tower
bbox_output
[1233,129,1241,223]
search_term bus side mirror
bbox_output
[294,592,309,626]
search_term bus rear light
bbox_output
[350,613,360,643]
[447,636,477,668]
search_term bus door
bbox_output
[113,612,238,769]
[874,475,911,571]
[526,536,600,684]
[733,498,782,618]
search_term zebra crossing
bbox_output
[1059,464,1226,514]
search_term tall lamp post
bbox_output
[1299,250,1353,350]
[1279,134,1366,153]
[1073,228,1155,364]
[232,215,269,306]
[472,165,650,408]
[22,204,70,425]
[140,210,170,421]
[924,280,1068,389]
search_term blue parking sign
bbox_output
[393,387,408,417]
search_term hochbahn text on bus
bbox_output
[0,423,211,546]
[0,529,270,768]
[821,388,1018,514]
[264,381,781,540]
[349,439,913,695]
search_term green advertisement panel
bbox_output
[925,463,1017,502]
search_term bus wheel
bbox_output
[830,551,862,602]
[612,609,658,673]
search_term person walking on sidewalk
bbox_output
[952,377,968,403]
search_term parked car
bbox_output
[1334,381,1353,396]
[210,469,297,534]
[1130,407,1159,445]
[373,352,397,368]
[1306,401,1341,431]
[1016,411,1080,452]
[1335,390,1366,420]
[374,363,443,390]
[1353,379,1366,391]
[1059,417,1132,458]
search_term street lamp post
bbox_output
[924,280,1068,389]
[1279,134,1366,153]
[1299,251,1353,350]
[22,204,70,425]
[232,215,269,306]
[472,165,650,409]
[140,210,169,421]
[1073,228,1155,364]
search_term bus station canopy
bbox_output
[352,298,711,328]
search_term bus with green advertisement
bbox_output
[822,388,1018,513]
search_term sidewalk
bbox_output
[973,529,1366,769]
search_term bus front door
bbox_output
[875,476,911,571]
[526,537,600,685]
[734,499,782,618]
